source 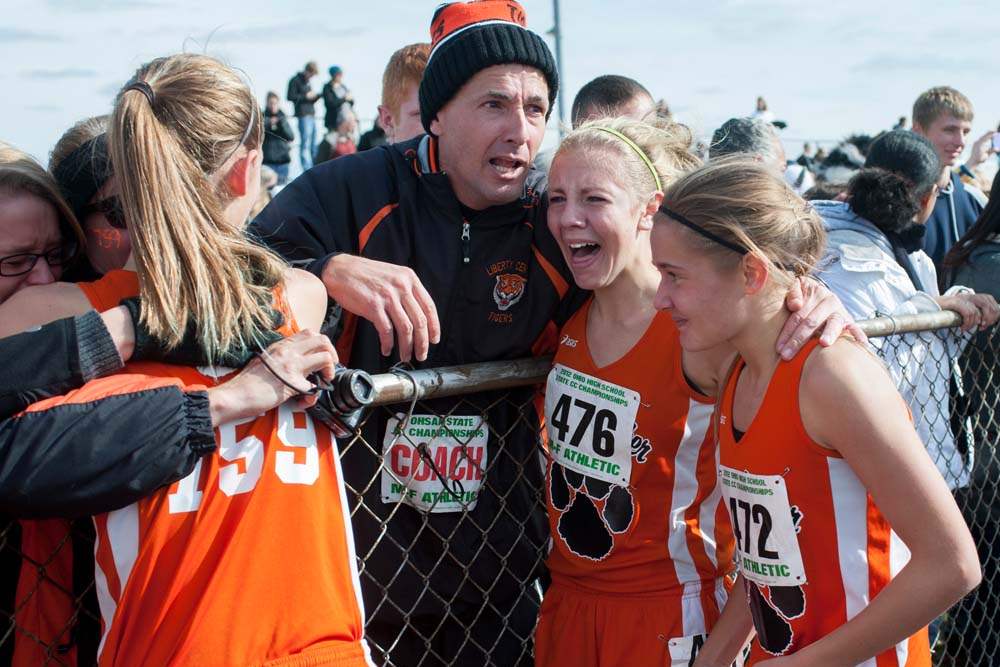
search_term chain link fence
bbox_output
[1,313,998,665]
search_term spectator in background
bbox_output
[796,141,817,171]
[262,91,294,185]
[535,73,656,172]
[570,74,655,128]
[655,97,672,120]
[895,115,908,130]
[912,86,990,266]
[287,60,320,171]
[314,106,358,165]
[322,65,354,134]
[943,172,1000,666]
[376,42,430,144]
[357,119,387,152]
[816,129,997,493]
[751,94,774,123]
[709,116,786,174]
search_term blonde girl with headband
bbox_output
[535,118,854,667]
[651,160,979,666]
[0,54,372,666]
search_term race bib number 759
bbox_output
[544,365,640,487]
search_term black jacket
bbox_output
[0,311,214,517]
[251,135,586,618]
[286,72,316,118]
[262,108,294,165]
[321,81,353,130]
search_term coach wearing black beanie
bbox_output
[418,0,558,134]
[251,5,580,664]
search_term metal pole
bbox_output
[361,310,970,407]
[551,0,566,138]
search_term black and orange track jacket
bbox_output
[0,311,215,518]
[251,134,587,620]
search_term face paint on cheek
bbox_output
[89,227,126,249]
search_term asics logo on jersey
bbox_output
[493,273,526,311]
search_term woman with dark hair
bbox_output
[941,171,1000,666]
[815,129,998,494]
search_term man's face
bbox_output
[914,113,972,167]
[378,84,424,144]
[266,96,279,113]
[431,64,549,210]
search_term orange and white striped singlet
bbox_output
[67,270,372,667]
[717,339,930,666]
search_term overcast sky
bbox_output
[3,0,999,167]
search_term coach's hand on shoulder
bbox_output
[321,254,441,363]
[777,276,867,360]
[207,330,338,425]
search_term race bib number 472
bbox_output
[718,466,807,587]
[544,365,640,487]
[381,413,487,513]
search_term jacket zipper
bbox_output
[461,221,471,264]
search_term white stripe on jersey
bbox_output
[698,432,724,569]
[891,530,912,665]
[330,436,376,667]
[828,458,870,622]
[667,399,713,636]
[94,503,139,657]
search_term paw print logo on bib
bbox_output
[550,462,634,560]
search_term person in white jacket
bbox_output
[816,130,999,490]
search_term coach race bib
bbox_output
[381,413,488,513]
[718,466,807,587]
[545,365,640,487]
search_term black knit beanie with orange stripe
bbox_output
[419,0,559,134]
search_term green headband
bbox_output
[590,126,663,191]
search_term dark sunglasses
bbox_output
[81,196,127,229]
[0,243,78,277]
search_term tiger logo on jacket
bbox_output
[493,273,526,311]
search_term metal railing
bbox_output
[1,312,998,666]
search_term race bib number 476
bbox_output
[544,365,640,487]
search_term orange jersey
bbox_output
[717,339,929,666]
[543,302,734,628]
[65,270,371,667]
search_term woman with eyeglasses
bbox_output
[0,142,81,303]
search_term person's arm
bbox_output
[250,158,440,361]
[277,116,295,142]
[775,276,867,360]
[0,310,124,419]
[935,290,1000,332]
[757,341,980,667]
[0,330,338,518]
[692,575,755,666]
[963,131,997,172]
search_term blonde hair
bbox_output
[381,43,431,116]
[913,86,973,128]
[0,141,83,250]
[658,158,825,289]
[555,116,700,202]
[109,53,285,359]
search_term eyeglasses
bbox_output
[0,244,78,277]
[81,196,127,229]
